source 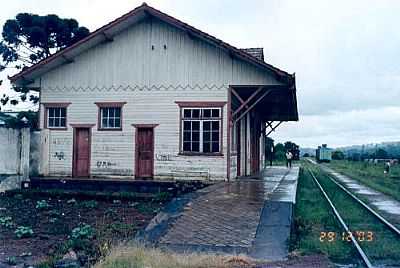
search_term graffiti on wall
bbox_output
[53,152,65,160]
[96,161,117,168]
[156,154,173,161]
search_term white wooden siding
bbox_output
[41,87,227,179]
[37,16,282,180]
[40,18,280,89]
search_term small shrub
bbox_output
[119,192,137,199]
[6,256,17,266]
[36,200,51,210]
[67,198,77,204]
[128,202,139,207]
[47,209,61,216]
[136,203,157,215]
[108,222,137,234]
[15,226,34,238]
[20,252,32,257]
[153,192,171,203]
[14,193,24,200]
[80,200,98,209]
[71,223,95,240]
[105,208,118,218]
[0,216,14,228]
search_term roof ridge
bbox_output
[10,3,293,84]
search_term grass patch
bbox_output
[326,160,400,201]
[308,163,400,265]
[95,243,256,268]
[291,166,356,263]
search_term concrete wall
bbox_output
[0,127,32,192]
[0,128,19,174]
[29,131,41,176]
[0,128,38,177]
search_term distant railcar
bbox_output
[316,144,332,162]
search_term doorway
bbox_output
[72,128,91,177]
[135,127,154,179]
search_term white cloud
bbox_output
[1,0,399,146]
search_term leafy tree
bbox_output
[0,13,89,108]
[374,148,388,159]
[274,142,299,160]
[265,136,274,160]
[274,143,285,161]
[3,111,38,129]
[283,141,299,160]
[332,150,345,160]
[303,153,310,157]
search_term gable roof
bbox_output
[10,3,294,86]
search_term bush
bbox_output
[0,216,14,228]
[275,151,286,161]
[15,226,34,238]
[332,150,345,160]
[153,192,171,203]
[36,200,51,210]
[80,200,98,209]
[71,223,95,240]
[6,256,17,266]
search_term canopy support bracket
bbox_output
[265,121,283,137]
[233,88,273,124]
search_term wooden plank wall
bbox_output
[36,17,282,180]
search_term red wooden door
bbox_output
[135,128,154,179]
[250,117,260,175]
[73,128,90,177]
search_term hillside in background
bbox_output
[300,141,400,159]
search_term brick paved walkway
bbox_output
[156,166,299,256]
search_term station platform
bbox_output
[138,166,300,261]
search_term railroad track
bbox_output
[305,160,400,268]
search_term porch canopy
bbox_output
[230,82,298,135]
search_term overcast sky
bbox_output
[1,0,399,148]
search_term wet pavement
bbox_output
[318,163,400,226]
[144,166,299,260]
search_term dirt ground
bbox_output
[0,191,162,267]
[256,254,333,268]
[0,189,333,268]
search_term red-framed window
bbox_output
[95,102,126,131]
[176,102,225,155]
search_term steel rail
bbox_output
[326,174,400,237]
[308,159,400,237]
[306,167,373,268]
